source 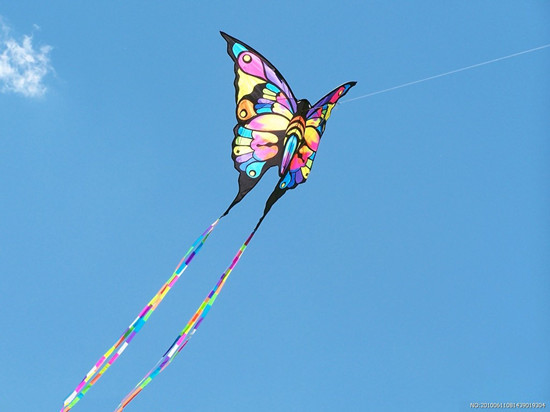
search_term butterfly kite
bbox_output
[62,32,356,411]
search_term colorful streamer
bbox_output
[115,229,257,411]
[61,219,220,412]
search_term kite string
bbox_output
[340,42,550,103]
[115,228,257,411]
[61,218,221,412]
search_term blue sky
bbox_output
[1,2,548,411]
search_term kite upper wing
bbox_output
[221,32,299,215]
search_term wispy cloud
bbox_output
[0,18,53,97]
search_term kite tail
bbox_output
[61,219,221,412]
[115,228,258,411]
[221,191,246,217]
[253,186,285,232]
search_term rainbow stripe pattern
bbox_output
[115,229,256,411]
[61,219,220,412]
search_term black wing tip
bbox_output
[220,31,235,46]
[220,31,232,44]
[341,81,357,96]
[220,32,239,61]
[220,31,239,46]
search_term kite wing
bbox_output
[261,81,357,218]
[221,32,298,214]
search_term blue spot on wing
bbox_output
[239,157,254,172]
[238,126,253,138]
[232,43,248,58]
[279,171,296,189]
[266,83,280,93]
[246,161,265,178]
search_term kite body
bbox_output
[221,32,356,217]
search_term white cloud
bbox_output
[0,18,53,97]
